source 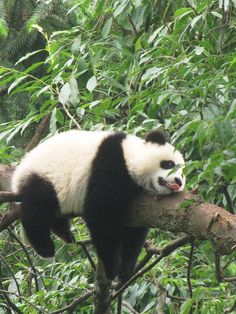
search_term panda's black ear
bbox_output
[145,129,168,145]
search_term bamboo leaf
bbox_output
[86,76,97,92]
[8,76,28,94]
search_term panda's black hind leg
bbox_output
[19,173,60,258]
[51,217,75,243]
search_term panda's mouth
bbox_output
[158,177,181,192]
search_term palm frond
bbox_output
[0,18,8,38]
[2,0,16,17]
[0,1,9,38]
[25,0,55,32]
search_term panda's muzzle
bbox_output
[159,177,182,192]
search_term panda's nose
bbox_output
[175,177,182,187]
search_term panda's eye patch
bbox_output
[160,160,176,169]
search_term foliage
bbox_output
[0,0,236,313]
[0,0,76,130]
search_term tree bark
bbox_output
[94,260,112,314]
[127,191,236,255]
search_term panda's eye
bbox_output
[160,160,175,169]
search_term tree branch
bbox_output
[26,113,51,152]
[50,290,93,314]
[94,260,112,314]
[127,192,236,255]
[1,191,236,256]
[113,235,193,299]
[0,203,20,232]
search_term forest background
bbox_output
[0,0,236,313]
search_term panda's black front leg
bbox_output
[84,210,124,280]
[83,132,139,280]
[119,226,149,283]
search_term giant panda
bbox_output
[11,129,185,280]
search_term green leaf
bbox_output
[194,46,204,55]
[55,109,64,125]
[50,107,57,134]
[102,18,113,38]
[69,76,79,107]
[8,76,28,94]
[101,75,127,92]
[180,299,194,314]
[114,1,129,17]
[86,76,97,92]
[15,50,44,66]
[71,36,81,57]
[174,7,192,18]
[36,85,51,98]
[58,82,70,105]
[190,15,202,28]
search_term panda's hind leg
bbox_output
[19,174,59,258]
[51,217,75,244]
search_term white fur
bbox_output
[12,131,111,214]
[12,130,185,215]
[122,137,185,195]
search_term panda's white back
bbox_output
[12,130,111,215]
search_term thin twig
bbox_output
[0,254,21,297]
[215,252,223,283]
[128,14,138,36]
[7,228,46,292]
[187,240,195,314]
[0,289,47,313]
[135,240,161,272]
[186,0,198,14]
[113,235,193,299]
[215,252,236,282]
[223,186,234,214]
[62,103,81,129]
[0,286,23,314]
[50,290,93,314]
[78,241,96,270]
[187,240,194,298]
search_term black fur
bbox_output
[19,174,74,257]
[145,129,167,145]
[51,217,75,244]
[83,132,148,280]
[18,132,148,280]
[119,226,148,282]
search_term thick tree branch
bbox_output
[1,191,236,256]
[26,113,51,152]
[0,203,20,232]
[94,261,112,314]
[127,192,236,255]
[0,164,15,191]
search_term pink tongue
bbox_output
[166,183,180,191]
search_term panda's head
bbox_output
[144,130,185,195]
[123,129,186,195]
